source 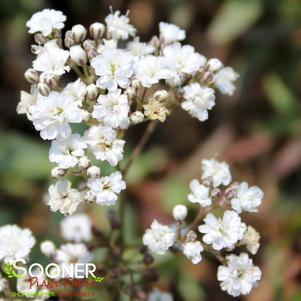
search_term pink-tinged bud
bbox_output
[72,24,87,43]
[89,22,105,40]
[24,68,39,84]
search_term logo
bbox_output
[4,262,23,279]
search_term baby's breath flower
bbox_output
[188,179,212,207]
[159,22,185,44]
[240,226,260,255]
[183,241,203,264]
[213,66,239,96]
[143,98,169,122]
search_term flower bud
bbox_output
[24,68,39,84]
[149,36,160,48]
[130,111,144,124]
[51,167,66,178]
[207,58,223,72]
[87,165,101,178]
[72,24,87,43]
[43,74,58,90]
[64,37,75,48]
[153,89,169,101]
[34,33,47,45]
[84,190,95,203]
[172,204,188,221]
[86,84,98,100]
[38,82,50,96]
[78,156,90,169]
[83,39,96,51]
[40,240,56,257]
[87,48,98,59]
[70,45,87,66]
[89,22,105,40]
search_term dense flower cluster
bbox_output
[143,159,263,297]
[18,8,238,218]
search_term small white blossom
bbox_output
[49,134,87,169]
[148,289,173,301]
[17,86,38,117]
[207,58,223,72]
[32,40,69,76]
[183,241,203,264]
[217,253,261,297]
[188,179,212,207]
[240,226,260,255]
[127,38,155,57]
[135,55,174,88]
[201,159,232,187]
[91,49,133,90]
[92,89,130,129]
[69,45,87,66]
[143,220,176,255]
[29,91,84,140]
[0,225,36,263]
[159,22,185,44]
[231,182,264,213]
[182,83,215,122]
[47,180,82,215]
[64,79,87,107]
[86,125,125,166]
[172,204,188,221]
[163,43,206,87]
[105,10,136,40]
[40,240,56,257]
[198,210,246,251]
[87,171,126,206]
[60,214,92,242]
[213,67,239,96]
[87,165,101,178]
[26,9,66,36]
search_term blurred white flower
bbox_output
[198,210,246,251]
[47,180,82,215]
[182,83,215,122]
[64,79,87,107]
[127,38,155,57]
[0,225,36,263]
[213,67,239,96]
[159,22,185,44]
[26,9,66,36]
[183,241,203,264]
[172,204,188,221]
[148,289,173,301]
[143,220,176,255]
[217,253,261,297]
[240,226,260,255]
[201,159,232,187]
[87,171,126,205]
[231,182,264,213]
[188,179,212,207]
[40,240,56,257]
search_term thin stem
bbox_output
[122,121,159,177]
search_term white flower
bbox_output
[64,79,87,107]
[172,204,188,221]
[49,134,87,169]
[148,289,173,301]
[32,40,69,76]
[198,210,246,251]
[188,179,212,207]
[85,125,125,166]
[135,55,174,88]
[47,180,82,215]
[17,86,38,117]
[40,240,56,257]
[105,10,136,40]
[231,182,264,213]
[213,67,239,96]
[127,38,155,57]
[60,214,92,242]
[87,171,126,206]
[182,83,215,122]
[163,43,206,86]
[91,49,133,90]
[217,253,261,297]
[159,22,185,44]
[26,9,66,36]
[201,159,232,187]
[92,89,130,129]
[143,220,176,255]
[0,225,36,263]
[240,226,260,255]
[29,91,83,140]
[183,241,203,264]
[70,45,87,66]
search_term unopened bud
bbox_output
[51,167,66,178]
[87,48,98,59]
[172,204,188,221]
[43,74,58,90]
[149,36,160,48]
[38,82,50,96]
[84,190,95,203]
[64,37,75,48]
[78,156,90,169]
[52,29,61,40]
[153,89,169,101]
[83,39,96,51]
[185,230,197,243]
[86,84,98,100]
[207,58,223,72]
[210,187,221,199]
[89,22,105,40]
[72,24,87,43]
[34,33,47,45]
[24,68,39,84]
[87,165,101,178]
[130,111,144,124]
[70,45,87,66]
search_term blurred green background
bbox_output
[0,0,301,300]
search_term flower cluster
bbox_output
[143,158,263,297]
[18,8,238,217]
